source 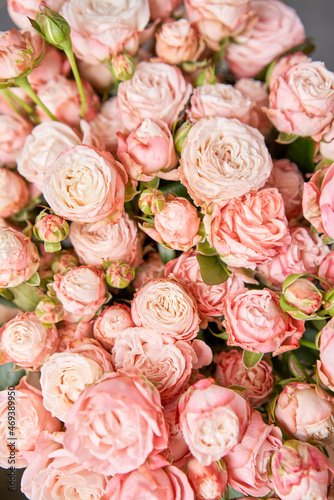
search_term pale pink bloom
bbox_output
[162,401,191,468]
[318,251,334,290]
[57,320,93,352]
[7,0,66,29]
[149,0,182,20]
[94,304,134,351]
[268,52,311,89]
[317,318,334,391]
[133,251,165,290]
[234,78,271,135]
[0,114,33,167]
[28,45,70,90]
[78,59,114,92]
[187,458,227,500]
[283,278,322,316]
[0,168,29,218]
[90,97,127,155]
[156,19,204,65]
[320,122,334,161]
[0,29,35,81]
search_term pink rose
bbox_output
[0,377,61,468]
[36,75,99,127]
[156,19,204,65]
[63,367,169,475]
[0,114,33,167]
[40,339,114,421]
[0,226,40,288]
[60,0,150,64]
[234,78,271,135]
[222,288,305,355]
[43,145,127,224]
[187,458,227,500]
[318,251,334,290]
[178,378,251,465]
[214,349,274,406]
[117,61,192,131]
[268,52,311,89]
[133,251,165,290]
[93,304,134,350]
[317,318,334,391]
[28,45,70,90]
[179,116,272,208]
[149,0,182,20]
[78,59,114,92]
[0,168,29,218]
[184,0,255,51]
[8,0,65,29]
[226,0,305,79]
[53,266,108,322]
[0,29,35,82]
[131,278,200,342]
[162,401,191,468]
[225,410,282,497]
[69,213,142,268]
[320,122,334,161]
[0,312,59,370]
[304,163,334,239]
[90,97,127,155]
[57,320,93,352]
[187,83,252,124]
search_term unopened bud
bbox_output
[138,189,165,215]
[282,278,322,318]
[35,297,64,326]
[110,54,136,82]
[31,6,71,48]
[323,289,334,316]
[174,120,192,155]
[34,210,69,252]
[105,261,135,288]
[51,250,79,275]
[187,458,227,500]
[194,66,217,87]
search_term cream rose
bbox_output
[156,19,204,66]
[93,304,134,350]
[0,114,33,167]
[0,168,29,218]
[8,0,66,29]
[179,116,272,208]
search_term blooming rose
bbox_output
[7,0,66,29]
[318,251,334,290]
[117,61,192,130]
[63,367,168,475]
[179,116,272,208]
[226,0,305,79]
[162,402,191,468]
[0,168,29,218]
[187,458,227,500]
[156,19,204,65]
[0,377,61,468]
[178,378,251,465]
[0,312,59,370]
[184,0,255,51]
[53,266,108,322]
[234,78,270,135]
[57,320,93,352]
[93,304,134,350]
[28,45,70,90]
[60,0,150,65]
[40,340,114,421]
[205,188,290,269]
[133,251,165,290]
[43,145,127,224]
[222,288,305,355]
[36,75,99,127]
[225,410,282,497]
[0,114,33,167]
[90,97,127,155]
[0,226,40,288]
[317,318,334,391]
[131,278,200,342]
[214,349,274,406]
[69,213,142,268]
[0,29,35,82]
[149,0,182,20]
[187,83,252,124]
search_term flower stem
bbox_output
[300,338,319,351]
[5,88,35,115]
[61,39,86,119]
[15,76,57,121]
[0,89,21,114]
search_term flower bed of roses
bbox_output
[0,0,334,499]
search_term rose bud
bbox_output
[33,5,71,48]
[270,440,333,500]
[110,53,135,81]
[35,297,65,326]
[187,458,227,500]
[317,317,334,391]
[138,189,166,215]
[324,289,334,316]
[0,29,35,85]
[174,120,192,156]
[34,210,69,252]
[194,66,217,87]
[275,382,334,443]
[51,250,79,275]
[281,277,322,318]
[0,168,29,218]
[105,261,135,289]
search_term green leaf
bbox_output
[242,350,263,369]
[211,330,229,340]
[160,182,190,199]
[286,137,316,174]
[196,239,217,256]
[158,244,176,265]
[276,132,298,144]
[9,283,43,311]
[197,255,229,285]
[25,272,40,286]
[139,176,160,190]
[0,363,25,391]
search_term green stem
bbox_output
[4,88,35,115]
[15,76,57,121]
[62,40,86,119]
[290,353,317,384]
[0,89,21,115]
[300,338,319,351]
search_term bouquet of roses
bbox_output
[0,0,334,498]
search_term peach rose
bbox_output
[149,0,182,20]
[63,367,168,475]
[93,304,134,350]
[0,29,35,82]
[43,145,127,224]
[60,0,150,65]
[0,312,59,370]
[214,349,274,406]
[178,378,251,465]
[223,288,305,355]
[226,0,305,78]
[179,116,272,208]
[57,320,93,352]
[0,114,33,167]
[117,61,192,130]
[131,278,200,342]
[234,78,270,135]
[90,97,127,155]
[133,251,165,290]
[317,318,334,391]
[69,213,142,268]
[7,0,65,29]
[53,266,108,322]
[162,401,191,468]
[0,168,29,218]
[156,19,204,65]
[0,226,40,288]
[0,377,61,469]
[187,458,227,500]
[318,251,334,290]
[40,339,114,421]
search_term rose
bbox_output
[43,145,127,224]
[93,304,134,350]
[222,288,305,355]
[131,278,200,342]
[179,116,272,208]
[320,122,334,161]
[187,458,227,500]
[214,349,274,406]
[268,52,311,89]
[90,97,127,155]
[53,266,108,322]
[7,0,66,29]
[0,377,61,468]
[187,83,252,124]
[149,0,182,20]
[178,378,251,465]
[184,0,255,51]
[226,0,305,79]
[283,278,322,317]
[133,251,165,290]
[234,78,270,135]
[28,45,69,89]
[34,212,69,246]
[225,410,282,497]
[162,401,191,468]
[51,250,79,276]
[36,75,99,127]
[270,441,333,500]
[264,61,334,139]
[155,19,204,65]
[56,320,92,352]
[0,29,35,82]
[0,312,59,370]
[40,339,114,421]
[317,318,334,391]
[0,226,40,288]
[63,367,169,475]
[0,114,33,167]
[0,168,29,218]
[318,251,334,290]
[60,0,150,65]
[117,61,192,130]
